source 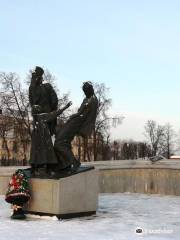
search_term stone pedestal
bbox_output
[25,168,99,219]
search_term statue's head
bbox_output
[82,82,94,98]
[35,66,44,76]
[32,105,42,115]
[33,66,44,85]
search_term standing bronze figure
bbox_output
[29,66,58,135]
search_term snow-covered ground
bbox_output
[1,193,180,240]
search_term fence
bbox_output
[0,157,28,166]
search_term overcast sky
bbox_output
[1,0,180,141]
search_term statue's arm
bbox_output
[67,98,91,121]
[40,102,72,122]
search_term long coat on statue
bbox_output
[29,82,58,135]
[30,111,58,167]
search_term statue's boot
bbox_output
[34,167,49,178]
[72,159,81,171]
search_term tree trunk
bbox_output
[3,137,10,160]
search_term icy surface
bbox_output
[0,193,180,240]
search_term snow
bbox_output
[1,193,180,240]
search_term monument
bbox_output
[6,67,99,219]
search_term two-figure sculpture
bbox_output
[29,66,98,177]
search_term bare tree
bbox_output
[0,115,15,160]
[92,82,124,161]
[0,72,31,136]
[161,123,175,158]
[144,120,165,156]
[94,83,123,138]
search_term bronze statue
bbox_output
[54,82,98,171]
[29,75,98,177]
[29,66,58,135]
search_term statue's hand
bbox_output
[66,101,72,108]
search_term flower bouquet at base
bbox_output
[5,169,31,220]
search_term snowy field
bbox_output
[0,193,180,240]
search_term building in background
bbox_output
[0,113,31,166]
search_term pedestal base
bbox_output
[27,210,96,219]
[25,167,99,219]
